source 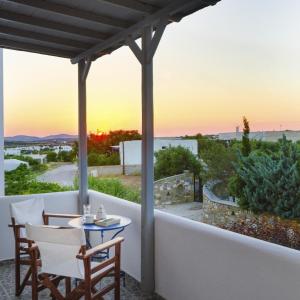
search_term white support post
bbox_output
[78,59,90,212]
[141,25,155,294]
[0,49,4,196]
[127,21,167,295]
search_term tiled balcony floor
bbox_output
[0,260,161,300]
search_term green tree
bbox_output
[242,116,251,157]
[198,135,236,184]
[154,146,202,180]
[231,135,300,218]
[46,151,57,162]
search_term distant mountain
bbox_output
[5,134,78,142]
[41,134,78,141]
[5,135,41,142]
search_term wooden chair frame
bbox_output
[29,237,124,300]
[9,211,81,299]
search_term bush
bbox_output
[221,214,300,250]
[88,152,120,166]
[46,151,57,162]
[230,136,300,219]
[198,136,236,184]
[57,150,76,162]
[74,176,140,203]
[5,164,68,195]
[154,146,202,180]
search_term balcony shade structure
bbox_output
[0,0,221,294]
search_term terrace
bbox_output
[0,1,300,300]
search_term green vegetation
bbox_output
[74,176,140,203]
[86,130,141,167]
[197,135,236,185]
[46,150,76,163]
[186,117,300,219]
[154,146,202,180]
[88,152,120,166]
[231,136,300,218]
[5,164,69,195]
[241,116,251,156]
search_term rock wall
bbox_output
[202,187,300,249]
[154,171,194,206]
[202,189,251,227]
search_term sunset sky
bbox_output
[3,0,300,137]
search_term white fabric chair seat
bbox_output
[10,198,45,238]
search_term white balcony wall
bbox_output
[155,211,300,300]
[89,190,141,281]
[1,190,300,300]
[0,191,79,260]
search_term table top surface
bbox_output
[68,214,131,232]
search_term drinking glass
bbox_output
[83,204,91,216]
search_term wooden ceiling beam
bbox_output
[9,0,132,29]
[0,9,109,40]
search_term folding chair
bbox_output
[26,223,124,300]
[9,198,80,299]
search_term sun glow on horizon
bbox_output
[4,0,300,138]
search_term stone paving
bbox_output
[0,260,162,300]
[157,202,203,222]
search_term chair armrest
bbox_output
[76,237,124,260]
[44,213,81,219]
[8,224,25,228]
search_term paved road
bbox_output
[37,163,77,187]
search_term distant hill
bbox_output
[5,134,78,142]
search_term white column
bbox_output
[78,60,88,212]
[0,49,4,196]
[141,25,155,293]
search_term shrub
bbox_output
[154,146,202,180]
[88,152,120,166]
[5,164,68,195]
[74,176,140,203]
[57,150,75,162]
[46,151,57,162]
[230,135,300,219]
[221,214,300,250]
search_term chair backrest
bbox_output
[25,223,86,279]
[10,198,45,225]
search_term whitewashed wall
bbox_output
[89,190,141,280]
[90,191,300,300]
[2,190,300,300]
[120,139,198,166]
[0,191,79,260]
[155,211,300,300]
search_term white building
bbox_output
[4,159,29,171]
[119,138,198,166]
[218,130,300,142]
[4,148,21,156]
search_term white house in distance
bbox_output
[4,159,29,171]
[218,128,300,142]
[119,138,198,167]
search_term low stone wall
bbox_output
[202,188,300,250]
[202,187,251,227]
[88,164,141,177]
[154,171,194,206]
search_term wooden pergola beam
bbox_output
[101,0,158,14]
[0,10,109,40]
[0,38,77,58]
[9,0,132,29]
[0,25,92,50]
